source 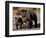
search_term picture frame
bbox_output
[5,1,45,37]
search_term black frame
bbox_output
[5,1,45,37]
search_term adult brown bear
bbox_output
[29,10,37,28]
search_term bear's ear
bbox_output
[33,8,36,10]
